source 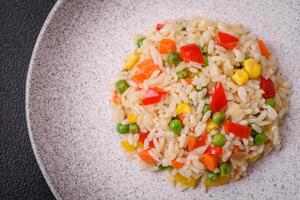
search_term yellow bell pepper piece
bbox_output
[121,140,136,152]
[205,176,230,187]
[206,119,218,133]
[176,103,192,115]
[127,114,137,123]
[244,58,262,79]
[232,69,249,86]
[174,173,197,187]
[247,153,262,163]
[124,53,140,70]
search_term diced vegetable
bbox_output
[251,129,259,138]
[205,176,230,187]
[112,91,120,105]
[174,173,197,187]
[167,51,181,65]
[176,69,188,79]
[187,136,197,152]
[177,113,185,122]
[254,133,266,145]
[124,53,140,70]
[212,112,225,124]
[121,140,136,152]
[209,82,228,113]
[137,59,160,77]
[179,44,204,64]
[137,141,144,149]
[203,56,208,66]
[169,119,183,135]
[129,123,140,134]
[216,32,239,50]
[172,159,184,169]
[257,39,271,58]
[158,164,172,170]
[212,133,226,147]
[207,172,220,181]
[115,80,129,94]
[219,163,231,176]
[131,73,148,83]
[139,133,148,142]
[195,134,208,148]
[184,77,193,85]
[201,44,208,54]
[265,98,276,108]
[127,114,137,123]
[232,69,249,86]
[206,146,223,158]
[260,77,276,98]
[176,103,192,115]
[138,149,156,164]
[158,39,177,54]
[206,119,219,133]
[141,87,167,105]
[201,153,219,171]
[156,23,165,30]
[202,104,211,115]
[223,121,251,139]
[244,58,262,79]
[117,123,129,134]
[149,140,155,148]
[136,37,145,48]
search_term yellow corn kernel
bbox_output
[174,173,197,187]
[247,153,262,164]
[176,103,192,115]
[124,53,140,70]
[205,176,230,187]
[244,58,262,79]
[206,119,218,133]
[120,140,136,152]
[127,114,137,123]
[232,69,249,86]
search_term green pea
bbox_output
[136,37,145,48]
[254,133,266,145]
[212,112,225,124]
[158,164,173,171]
[115,80,129,94]
[169,119,183,135]
[265,98,276,108]
[116,123,129,134]
[176,69,188,80]
[201,45,208,54]
[203,56,209,66]
[220,163,231,176]
[212,133,226,147]
[207,172,220,181]
[129,123,140,134]
[202,104,211,115]
[167,51,181,65]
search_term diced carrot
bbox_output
[257,40,271,58]
[158,39,176,54]
[112,91,120,104]
[178,113,185,122]
[132,73,148,83]
[172,159,184,169]
[201,153,219,171]
[138,149,156,164]
[137,59,160,76]
[187,136,197,152]
[184,77,193,85]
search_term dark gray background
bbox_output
[0,0,56,199]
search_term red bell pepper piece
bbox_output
[194,133,208,149]
[179,44,204,64]
[217,32,239,50]
[138,132,149,143]
[156,23,165,30]
[141,87,167,105]
[260,77,276,98]
[223,121,251,139]
[206,146,223,158]
[209,82,228,113]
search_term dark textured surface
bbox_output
[0,0,56,199]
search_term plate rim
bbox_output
[25,0,65,199]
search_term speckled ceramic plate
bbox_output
[26,0,300,199]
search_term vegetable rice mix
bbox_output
[110,18,290,190]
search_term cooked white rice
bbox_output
[111,17,290,190]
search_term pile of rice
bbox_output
[110,17,290,191]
